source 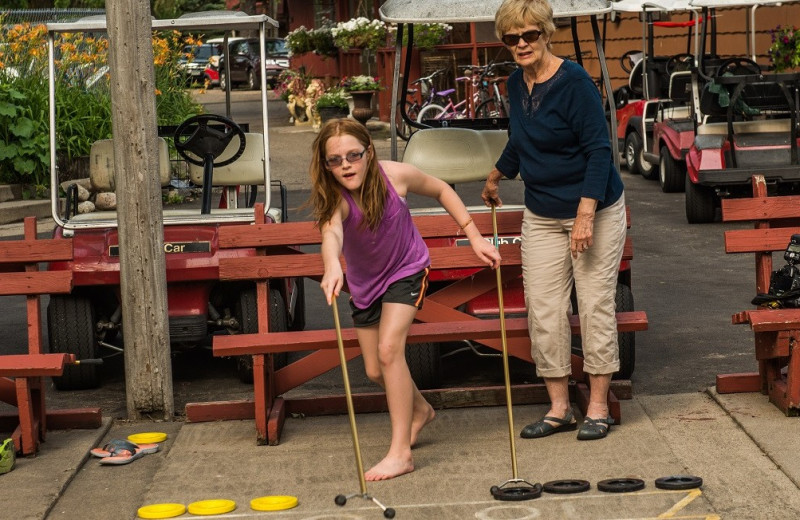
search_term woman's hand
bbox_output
[320,263,344,306]
[470,235,502,269]
[482,169,504,208]
[571,198,598,258]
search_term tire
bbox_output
[570,283,635,380]
[48,294,100,390]
[685,174,716,224]
[236,287,288,384]
[396,102,419,141]
[615,283,635,380]
[624,132,655,179]
[406,341,441,390]
[246,68,260,90]
[475,98,506,118]
[219,71,228,91]
[659,146,686,193]
[416,103,446,124]
[288,278,306,332]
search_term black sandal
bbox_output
[577,416,613,440]
[520,410,577,439]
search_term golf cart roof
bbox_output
[689,0,789,7]
[611,0,694,12]
[379,0,612,23]
[47,10,277,33]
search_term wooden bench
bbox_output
[717,175,800,415]
[185,205,648,445]
[0,217,102,455]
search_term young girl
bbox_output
[311,119,501,481]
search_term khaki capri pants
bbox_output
[520,195,627,378]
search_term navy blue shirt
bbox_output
[495,60,623,219]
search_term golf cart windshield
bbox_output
[46,11,278,231]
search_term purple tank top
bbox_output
[341,166,430,309]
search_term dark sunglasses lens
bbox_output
[502,30,541,46]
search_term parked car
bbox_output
[178,42,222,86]
[217,37,288,90]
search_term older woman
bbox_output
[482,0,626,440]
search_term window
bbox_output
[314,0,335,27]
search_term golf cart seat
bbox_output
[403,127,508,184]
[402,127,524,216]
[187,132,265,186]
[90,137,172,191]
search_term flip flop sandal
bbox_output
[98,443,156,465]
[0,438,16,475]
[90,439,159,458]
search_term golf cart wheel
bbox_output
[236,286,288,383]
[624,132,643,176]
[659,146,686,193]
[685,174,716,224]
[616,283,635,380]
[571,283,635,380]
[48,294,100,390]
[406,342,441,390]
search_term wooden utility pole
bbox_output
[106,0,174,420]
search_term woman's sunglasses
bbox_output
[501,29,543,47]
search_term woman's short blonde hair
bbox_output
[494,0,556,43]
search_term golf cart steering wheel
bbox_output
[620,49,640,74]
[715,57,761,77]
[665,53,694,75]
[173,114,246,168]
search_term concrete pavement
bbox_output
[7,389,800,519]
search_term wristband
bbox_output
[460,217,473,230]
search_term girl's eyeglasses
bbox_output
[501,29,543,47]
[325,149,367,168]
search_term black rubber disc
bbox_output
[334,495,347,506]
[597,478,645,493]
[655,475,703,490]
[490,482,543,501]
[542,479,591,494]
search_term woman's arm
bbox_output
[319,203,346,305]
[387,161,501,269]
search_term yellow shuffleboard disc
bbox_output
[250,495,299,511]
[137,503,186,519]
[187,499,237,515]
[128,432,168,444]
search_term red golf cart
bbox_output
[44,12,304,389]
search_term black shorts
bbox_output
[350,268,430,328]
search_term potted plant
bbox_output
[331,17,388,52]
[389,22,452,50]
[768,25,800,72]
[285,26,314,56]
[314,87,350,122]
[340,75,383,125]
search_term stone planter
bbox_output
[349,90,376,126]
[317,106,350,123]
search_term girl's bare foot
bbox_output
[364,455,414,481]
[410,404,436,447]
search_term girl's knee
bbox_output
[377,342,404,368]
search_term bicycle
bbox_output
[415,60,516,123]
[395,69,452,140]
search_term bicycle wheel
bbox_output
[416,103,446,124]
[475,98,507,118]
[396,101,419,141]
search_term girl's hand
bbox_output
[320,264,344,305]
[470,235,502,269]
